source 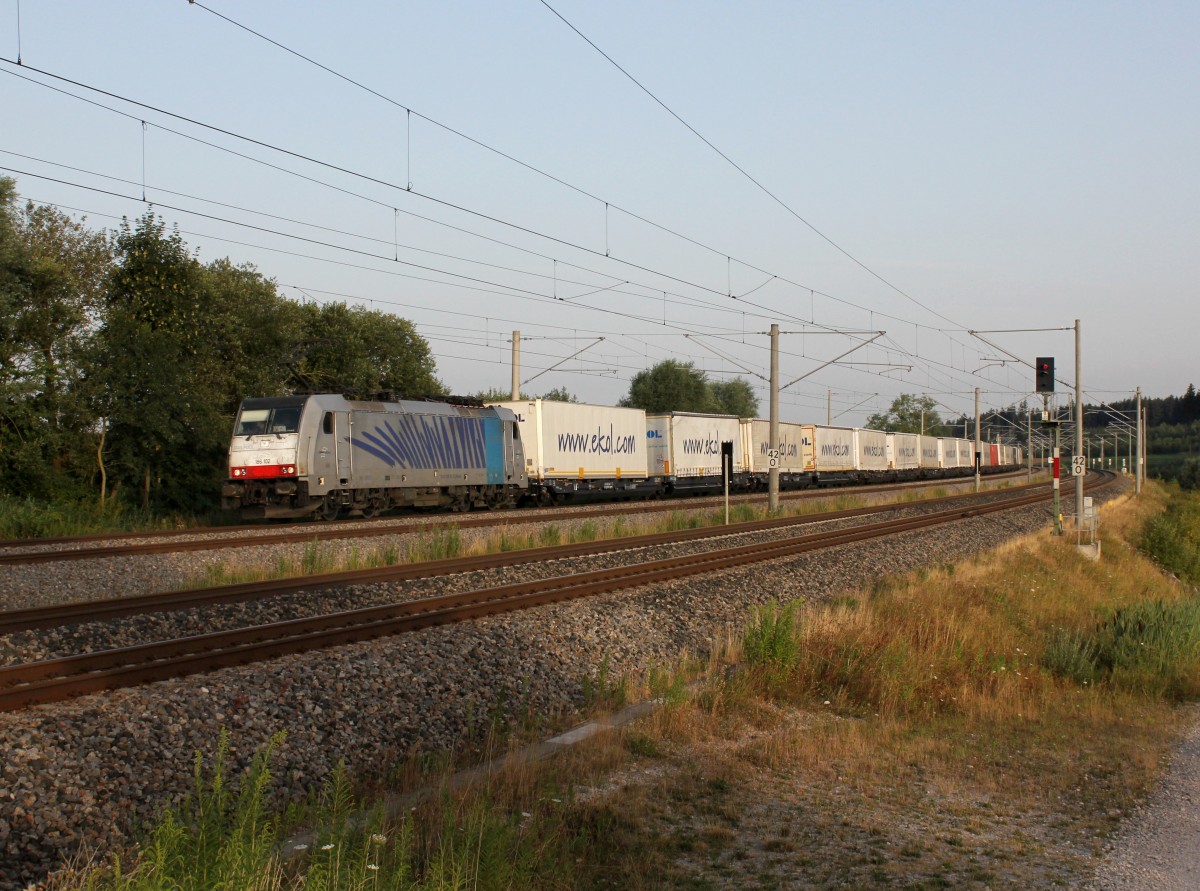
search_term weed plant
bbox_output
[61,732,582,891]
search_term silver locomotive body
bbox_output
[222,394,527,519]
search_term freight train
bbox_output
[222,395,1024,520]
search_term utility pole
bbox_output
[769,324,780,513]
[827,389,832,426]
[974,387,981,493]
[511,330,520,400]
[1027,408,1033,479]
[1136,387,1143,494]
[1074,319,1083,537]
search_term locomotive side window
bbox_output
[235,408,270,437]
[323,412,334,435]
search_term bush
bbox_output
[1177,457,1200,491]
[1092,600,1200,698]
[1041,626,1099,686]
[1140,496,1200,586]
[743,602,800,673]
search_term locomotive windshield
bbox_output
[236,405,302,436]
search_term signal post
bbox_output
[1036,356,1063,535]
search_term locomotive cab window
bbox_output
[236,406,301,437]
[235,408,269,437]
[271,406,301,433]
[323,412,334,435]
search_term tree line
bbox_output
[1,181,762,519]
[1,179,442,513]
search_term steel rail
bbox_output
[0,481,1057,635]
[0,471,1034,565]
[0,473,1112,712]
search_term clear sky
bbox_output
[3,1,1196,430]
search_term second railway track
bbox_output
[0,473,1112,712]
[0,471,1037,565]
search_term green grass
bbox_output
[0,495,206,539]
[61,731,581,891]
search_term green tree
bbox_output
[866,393,944,434]
[471,388,530,403]
[709,378,759,417]
[93,213,217,510]
[540,386,578,403]
[0,179,113,498]
[202,259,302,405]
[289,302,444,397]
[1178,457,1200,491]
[620,360,712,413]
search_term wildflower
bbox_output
[321,843,335,851]
[521,812,532,818]
[293,843,309,851]
[371,834,387,844]
[366,864,380,871]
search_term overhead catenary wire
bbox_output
[0,45,1030,417]
[0,62,876,346]
[123,8,990,347]
[1,56,1008,404]
[535,0,967,332]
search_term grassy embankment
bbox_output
[50,478,1200,890]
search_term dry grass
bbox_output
[556,481,1199,888]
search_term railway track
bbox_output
[0,472,1113,711]
[0,480,1052,635]
[0,471,1037,565]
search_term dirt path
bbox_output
[1088,704,1200,890]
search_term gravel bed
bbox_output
[0,510,659,610]
[0,481,1071,890]
[0,491,1032,666]
[0,479,1026,612]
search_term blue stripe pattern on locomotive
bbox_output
[353,414,487,469]
[483,416,503,484]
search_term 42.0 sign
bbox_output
[1071,455,1086,477]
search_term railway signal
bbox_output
[1035,357,1055,393]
